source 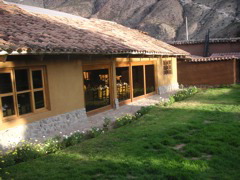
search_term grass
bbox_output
[3,85,240,179]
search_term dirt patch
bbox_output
[203,120,214,124]
[190,157,200,160]
[188,154,212,161]
[202,154,212,160]
[173,144,186,150]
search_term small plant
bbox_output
[172,86,198,102]
[85,127,104,139]
[163,96,175,106]
[61,132,84,148]
[136,106,155,117]
[103,117,111,130]
[113,114,135,128]
[43,136,62,154]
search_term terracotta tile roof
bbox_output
[211,52,240,58]
[0,3,188,56]
[169,38,240,45]
[186,54,239,62]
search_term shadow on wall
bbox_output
[0,91,172,151]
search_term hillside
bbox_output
[5,0,240,41]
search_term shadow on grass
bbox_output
[5,104,240,179]
[5,151,209,180]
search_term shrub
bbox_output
[13,143,42,163]
[84,128,104,139]
[163,96,175,106]
[113,114,136,128]
[61,132,84,148]
[172,86,198,102]
[136,106,155,117]
[42,136,62,154]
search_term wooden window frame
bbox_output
[163,60,172,75]
[116,61,157,106]
[83,64,114,116]
[0,66,49,122]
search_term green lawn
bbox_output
[3,85,240,179]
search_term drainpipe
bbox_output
[204,29,210,57]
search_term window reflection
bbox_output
[132,66,144,97]
[146,65,155,93]
[0,73,12,94]
[32,70,43,89]
[17,92,32,115]
[15,69,29,91]
[116,67,130,102]
[84,69,110,112]
[34,91,45,109]
[2,96,15,117]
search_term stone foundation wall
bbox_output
[0,108,87,150]
[158,83,179,95]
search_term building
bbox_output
[170,39,240,86]
[0,2,188,149]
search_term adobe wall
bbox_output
[174,42,240,56]
[177,60,236,86]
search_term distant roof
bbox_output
[169,38,240,45]
[0,2,188,56]
[185,53,240,62]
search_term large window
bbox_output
[116,67,130,102]
[116,62,156,103]
[83,69,111,112]
[0,67,48,121]
[132,66,144,97]
[145,65,155,94]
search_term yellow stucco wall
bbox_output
[157,57,178,86]
[0,55,178,130]
[0,55,85,130]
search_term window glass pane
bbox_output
[132,66,144,97]
[2,96,15,117]
[34,91,45,109]
[15,69,29,91]
[84,69,110,112]
[116,67,130,102]
[0,73,12,94]
[146,65,155,94]
[17,93,32,115]
[32,70,43,89]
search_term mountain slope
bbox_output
[5,0,240,41]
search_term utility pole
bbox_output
[204,29,210,57]
[185,16,189,41]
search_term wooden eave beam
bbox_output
[0,55,7,62]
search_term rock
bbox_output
[5,0,240,40]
